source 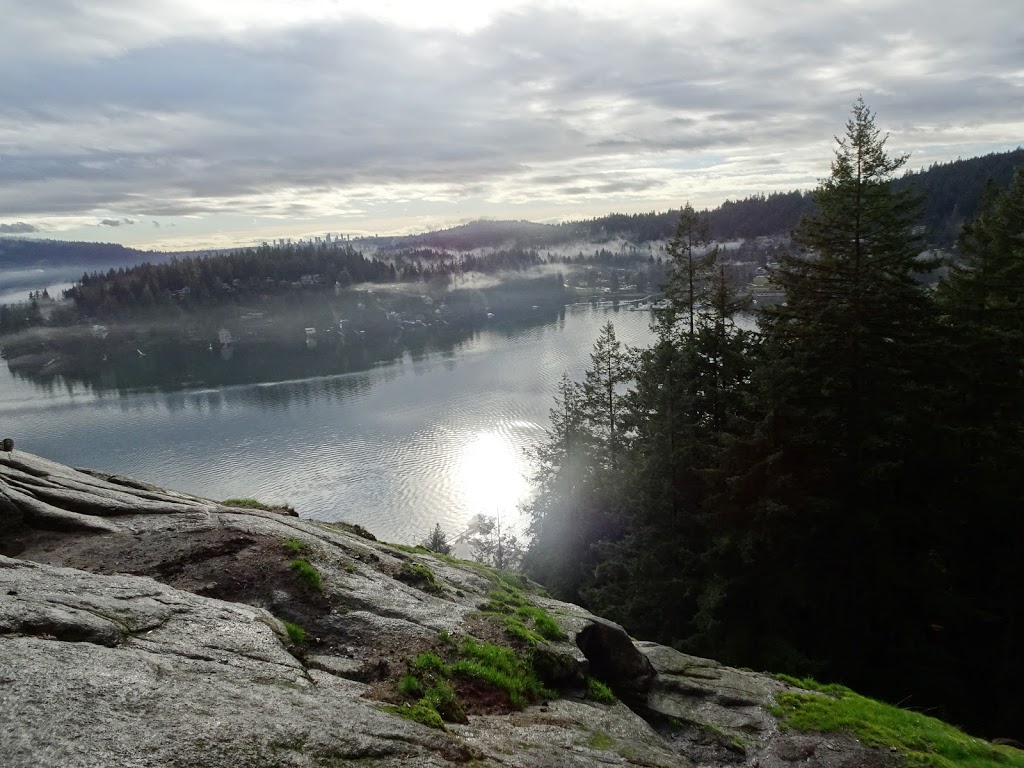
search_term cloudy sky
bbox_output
[0,0,1020,251]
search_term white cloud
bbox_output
[0,0,1020,248]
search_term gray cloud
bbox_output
[0,1,1020,232]
[0,222,39,233]
[100,217,135,227]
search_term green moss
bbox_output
[290,558,323,591]
[281,619,306,646]
[586,677,616,704]
[222,498,275,511]
[481,586,565,643]
[587,732,616,751]
[770,678,1024,768]
[396,561,444,594]
[423,679,465,723]
[382,703,446,731]
[775,674,851,697]
[283,537,308,555]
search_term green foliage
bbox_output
[222,498,274,511]
[770,685,1024,768]
[412,652,449,675]
[282,537,308,555]
[281,619,306,646]
[398,674,423,698]
[451,638,554,709]
[290,558,323,591]
[516,606,566,642]
[382,703,446,731]
[522,102,1024,739]
[775,674,850,697]
[586,732,616,750]
[422,679,465,723]
[437,629,455,647]
[586,677,616,704]
[469,515,525,571]
[420,522,453,555]
[480,586,565,643]
[502,615,542,645]
[396,561,444,594]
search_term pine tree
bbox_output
[584,215,757,645]
[420,522,452,555]
[932,169,1024,736]
[660,203,717,339]
[581,322,632,473]
[723,100,945,683]
[523,373,595,598]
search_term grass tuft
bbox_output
[222,497,275,511]
[283,537,308,555]
[413,651,449,675]
[423,679,465,723]
[770,677,1024,768]
[396,561,444,594]
[451,638,554,709]
[586,677,616,704]
[281,619,306,646]
[398,674,423,698]
[481,586,566,643]
[290,558,323,591]
[503,615,543,646]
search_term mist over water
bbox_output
[0,305,658,543]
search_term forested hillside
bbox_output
[523,102,1024,740]
[0,238,152,270]
[373,147,1022,250]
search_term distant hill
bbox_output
[366,147,1023,252]
[0,238,157,271]
[3,148,1020,272]
[894,147,1024,244]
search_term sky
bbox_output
[0,0,1020,252]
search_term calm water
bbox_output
[0,305,656,543]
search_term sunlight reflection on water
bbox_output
[0,305,661,544]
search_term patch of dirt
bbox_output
[7,527,348,654]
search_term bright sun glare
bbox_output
[457,430,531,531]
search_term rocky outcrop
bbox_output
[1,450,905,767]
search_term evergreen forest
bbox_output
[523,101,1024,740]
